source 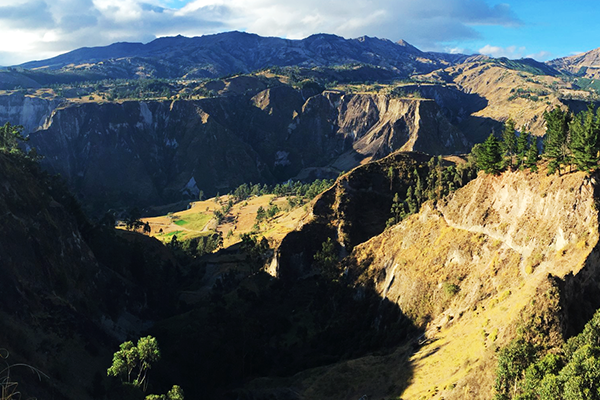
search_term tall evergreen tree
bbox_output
[475,133,503,174]
[406,186,418,214]
[516,129,531,169]
[568,103,600,173]
[501,118,517,169]
[543,107,571,175]
[525,138,539,172]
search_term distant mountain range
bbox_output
[18,31,470,77]
[16,31,470,80]
[7,31,600,83]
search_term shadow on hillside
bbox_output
[459,115,504,145]
[146,250,422,400]
[557,172,600,337]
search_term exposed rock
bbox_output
[344,168,600,399]
[0,92,61,134]
[27,88,471,212]
[548,47,600,78]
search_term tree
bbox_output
[267,204,279,219]
[0,122,27,151]
[108,336,161,392]
[525,139,539,172]
[568,104,600,173]
[501,118,517,169]
[387,166,394,190]
[387,192,406,227]
[543,107,571,175]
[314,237,339,280]
[406,186,418,214]
[146,385,185,400]
[516,129,530,169]
[255,206,266,222]
[125,207,143,231]
[476,133,503,174]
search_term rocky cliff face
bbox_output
[548,47,600,78]
[0,92,61,133]
[344,168,600,399]
[27,87,470,212]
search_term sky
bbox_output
[0,0,597,66]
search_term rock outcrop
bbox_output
[344,168,600,399]
[0,92,61,134]
[27,88,471,212]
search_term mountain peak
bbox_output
[396,39,423,54]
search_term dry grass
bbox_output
[344,168,600,399]
[140,194,310,248]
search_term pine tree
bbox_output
[501,118,517,169]
[414,169,424,206]
[516,129,530,169]
[543,107,571,175]
[475,133,503,174]
[525,138,539,172]
[568,104,600,173]
[406,186,418,214]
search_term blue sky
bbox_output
[0,0,595,65]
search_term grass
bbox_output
[141,194,311,248]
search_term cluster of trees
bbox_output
[386,156,478,227]
[0,122,27,153]
[476,105,600,176]
[105,79,176,101]
[495,309,600,400]
[239,233,271,272]
[473,118,539,175]
[168,232,223,259]
[229,179,334,203]
[107,336,184,400]
[313,237,339,280]
[124,207,151,233]
[48,78,181,101]
[212,179,334,225]
[107,336,161,392]
[255,204,280,223]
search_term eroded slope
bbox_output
[27,87,469,212]
[346,168,600,399]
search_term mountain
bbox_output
[247,158,600,399]
[16,31,466,80]
[548,47,600,77]
[0,149,186,399]
[25,78,474,213]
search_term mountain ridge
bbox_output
[16,31,468,79]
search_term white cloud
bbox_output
[525,50,553,61]
[479,44,526,59]
[0,0,522,65]
[478,44,552,61]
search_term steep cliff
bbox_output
[0,151,182,399]
[343,168,600,399]
[27,88,471,212]
[0,92,61,133]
